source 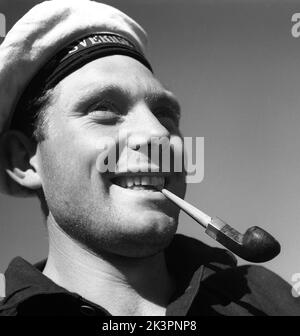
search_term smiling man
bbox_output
[0,0,299,316]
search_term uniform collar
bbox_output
[0,234,236,316]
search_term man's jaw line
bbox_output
[43,213,172,286]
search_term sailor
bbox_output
[0,0,299,316]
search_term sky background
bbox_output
[0,0,300,285]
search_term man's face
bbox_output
[36,55,186,258]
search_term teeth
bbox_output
[114,176,166,189]
[141,177,150,185]
[151,177,160,186]
[134,177,141,185]
[126,177,134,187]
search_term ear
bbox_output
[1,130,42,193]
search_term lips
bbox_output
[110,174,168,191]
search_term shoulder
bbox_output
[171,235,300,315]
[198,264,300,315]
[240,265,300,315]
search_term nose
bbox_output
[126,102,170,150]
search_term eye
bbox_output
[88,100,122,124]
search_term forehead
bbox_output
[54,55,172,103]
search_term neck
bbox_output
[43,215,176,316]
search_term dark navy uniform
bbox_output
[0,234,299,316]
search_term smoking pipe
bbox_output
[160,188,281,263]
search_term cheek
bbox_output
[38,134,121,219]
[38,134,97,202]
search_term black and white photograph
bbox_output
[0,0,300,321]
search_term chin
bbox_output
[131,208,177,233]
[58,207,179,258]
[117,212,178,257]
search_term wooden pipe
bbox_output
[160,188,281,263]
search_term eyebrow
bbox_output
[144,90,181,118]
[71,83,181,117]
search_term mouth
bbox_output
[110,174,169,192]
